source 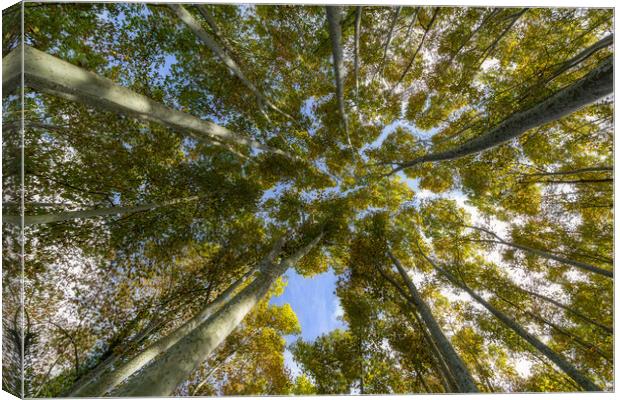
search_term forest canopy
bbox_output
[1,2,614,397]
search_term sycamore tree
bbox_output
[1,2,613,397]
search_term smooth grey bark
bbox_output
[112,233,323,396]
[195,5,226,45]
[466,225,613,278]
[543,33,613,86]
[377,264,459,392]
[2,45,291,159]
[420,253,602,391]
[326,6,350,137]
[353,7,362,101]
[519,287,612,334]
[169,5,294,122]
[493,291,612,362]
[65,317,163,397]
[388,251,479,393]
[389,55,613,175]
[68,268,257,397]
[3,196,201,226]
[408,305,458,392]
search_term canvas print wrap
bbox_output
[1,2,614,397]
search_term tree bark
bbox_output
[380,267,458,392]
[409,307,458,392]
[389,55,613,175]
[494,291,612,362]
[169,5,294,122]
[422,254,602,391]
[530,178,612,185]
[393,8,438,90]
[448,8,500,64]
[465,225,613,278]
[353,7,362,101]
[476,9,527,69]
[524,166,612,177]
[2,45,292,159]
[388,251,479,392]
[111,233,323,396]
[326,6,349,137]
[539,33,613,89]
[65,316,163,396]
[519,287,612,334]
[4,196,201,226]
[67,268,258,397]
[377,7,402,79]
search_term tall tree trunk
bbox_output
[476,9,527,69]
[65,317,163,397]
[414,365,432,392]
[409,307,458,392]
[532,33,613,92]
[465,225,613,278]
[448,8,500,64]
[494,292,612,363]
[524,166,612,178]
[111,233,323,396]
[169,5,294,122]
[353,7,362,102]
[2,45,292,159]
[325,6,350,138]
[519,287,612,334]
[382,267,458,392]
[388,251,479,392]
[393,8,438,90]
[389,55,613,175]
[4,196,201,226]
[421,253,602,391]
[67,268,258,397]
[376,7,402,79]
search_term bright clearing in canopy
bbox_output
[1,3,613,397]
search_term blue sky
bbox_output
[270,268,346,376]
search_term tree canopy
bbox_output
[1,3,613,397]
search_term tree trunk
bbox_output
[476,9,527,69]
[377,7,402,79]
[326,6,349,136]
[67,268,257,397]
[2,45,292,159]
[111,233,323,396]
[393,8,438,90]
[388,251,479,392]
[414,365,432,393]
[531,178,612,185]
[524,166,612,177]
[389,55,613,175]
[379,266,457,392]
[426,260,602,391]
[537,33,613,89]
[353,7,362,101]
[519,287,612,334]
[410,307,457,393]
[4,196,201,226]
[65,316,163,396]
[169,5,293,122]
[466,225,613,278]
[494,291,612,362]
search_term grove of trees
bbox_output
[2,2,613,397]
